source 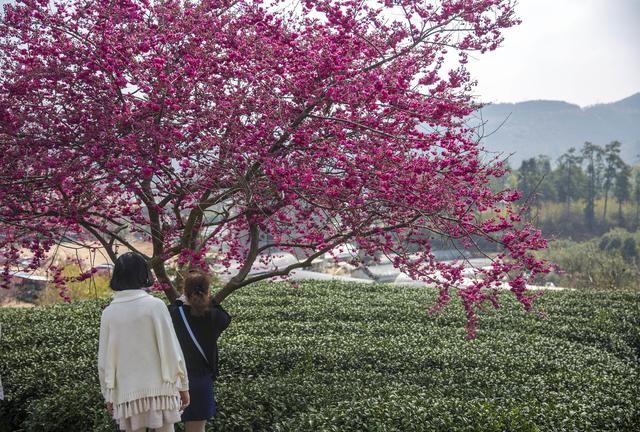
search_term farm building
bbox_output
[1,272,49,304]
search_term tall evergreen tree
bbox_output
[516,156,553,206]
[581,142,604,229]
[634,168,640,226]
[554,148,585,213]
[614,165,632,222]
[602,141,625,223]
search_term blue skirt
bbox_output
[182,373,216,421]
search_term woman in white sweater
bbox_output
[98,252,190,432]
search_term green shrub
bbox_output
[0,282,638,431]
[543,229,640,289]
[621,238,638,263]
[598,228,640,257]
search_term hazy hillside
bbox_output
[473,93,640,166]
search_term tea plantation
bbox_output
[0,282,638,431]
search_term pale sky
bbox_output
[2,0,639,107]
[467,0,640,107]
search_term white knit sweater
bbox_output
[98,290,189,405]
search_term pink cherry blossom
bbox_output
[0,0,547,337]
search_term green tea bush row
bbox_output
[1,282,638,431]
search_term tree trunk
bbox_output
[618,201,623,223]
[152,260,179,302]
[213,281,240,305]
[602,190,609,224]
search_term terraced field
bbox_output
[0,282,638,431]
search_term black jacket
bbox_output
[168,299,231,379]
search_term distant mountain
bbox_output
[473,93,640,166]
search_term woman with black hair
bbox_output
[168,271,231,432]
[98,252,190,432]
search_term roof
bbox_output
[8,272,49,282]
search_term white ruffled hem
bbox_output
[113,395,181,430]
[104,380,187,404]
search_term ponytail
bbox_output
[183,271,211,317]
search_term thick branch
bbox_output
[213,214,422,303]
[76,223,118,263]
[212,241,333,304]
[229,221,260,285]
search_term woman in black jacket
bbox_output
[168,271,231,432]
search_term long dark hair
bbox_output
[183,271,211,316]
[109,252,154,291]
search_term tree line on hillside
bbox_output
[500,141,639,239]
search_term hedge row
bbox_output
[0,282,638,431]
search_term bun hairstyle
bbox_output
[183,270,211,317]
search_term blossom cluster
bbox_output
[0,0,548,336]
